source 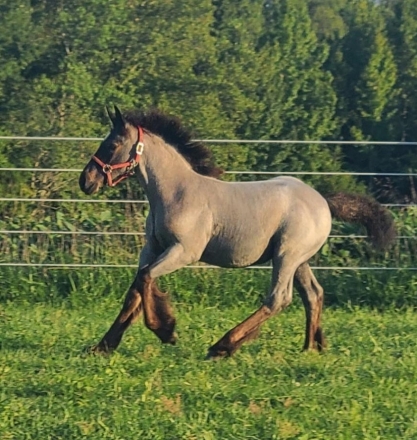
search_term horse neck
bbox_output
[137,134,196,206]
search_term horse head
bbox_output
[79,105,144,194]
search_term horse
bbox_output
[79,106,396,359]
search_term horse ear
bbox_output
[106,105,116,126]
[114,105,126,129]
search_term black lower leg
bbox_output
[207,326,261,359]
[149,287,177,344]
[314,327,326,351]
[94,306,142,353]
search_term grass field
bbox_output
[1,294,417,440]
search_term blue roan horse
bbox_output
[79,106,396,359]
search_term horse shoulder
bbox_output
[150,199,213,251]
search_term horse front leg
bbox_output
[91,271,176,353]
[91,242,156,354]
[92,280,143,354]
[140,243,197,344]
[139,268,177,344]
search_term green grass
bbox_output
[1,298,417,440]
[3,267,417,309]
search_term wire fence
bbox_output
[0,197,414,208]
[0,230,410,238]
[1,135,417,145]
[1,136,416,270]
[2,167,417,178]
[0,262,415,271]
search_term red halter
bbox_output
[91,126,144,187]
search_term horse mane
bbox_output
[122,109,223,178]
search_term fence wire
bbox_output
[1,136,416,271]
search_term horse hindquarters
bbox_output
[206,189,332,359]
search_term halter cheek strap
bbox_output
[92,126,144,187]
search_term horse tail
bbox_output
[324,192,396,250]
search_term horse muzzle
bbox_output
[79,162,104,195]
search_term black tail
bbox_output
[324,193,396,250]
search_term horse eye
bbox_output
[109,142,120,152]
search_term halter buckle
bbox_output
[136,142,145,155]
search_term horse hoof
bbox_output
[161,332,177,345]
[204,347,229,361]
[168,332,178,345]
[157,329,178,345]
[314,328,327,352]
[84,344,112,356]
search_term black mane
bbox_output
[122,109,222,178]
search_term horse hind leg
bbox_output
[294,263,326,352]
[206,256,296,359]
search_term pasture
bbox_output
[1,270,417,440]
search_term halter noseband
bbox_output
[91,126,144,187]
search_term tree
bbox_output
[251,0,359,192]
[308,0,349,42]
[373,0,417,202]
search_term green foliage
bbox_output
[371,0,417,201]
[308,0,349,41]
[0,0,414,189]
[307,0,417,200]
